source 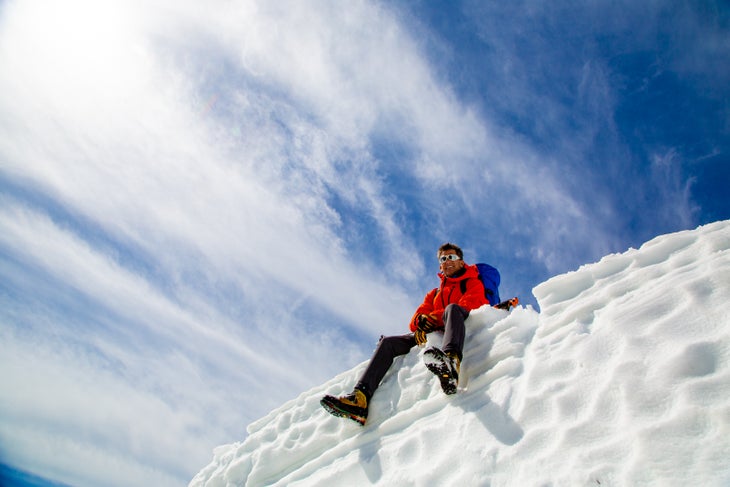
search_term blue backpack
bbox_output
[460,262,501,305]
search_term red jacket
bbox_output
[409,263,489,331]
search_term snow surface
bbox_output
[190,221,730,486]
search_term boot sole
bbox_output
[320,396,367,426]
[423,348,458,395]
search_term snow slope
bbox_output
[190,221,730,486]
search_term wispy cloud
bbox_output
[0,0,492,483]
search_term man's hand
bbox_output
[416,314,439,333]
[414,314,438,347]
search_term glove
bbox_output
[414,329,428,347]
[416,314,439,333]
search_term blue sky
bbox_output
[0,0,727,485]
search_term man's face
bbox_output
[438,249,465,277]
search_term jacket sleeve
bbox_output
[458,275,490,309]
[409,288,438,331]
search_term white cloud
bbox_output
[0,0,483,483]
[0,330,204,487]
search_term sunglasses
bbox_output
[439,254,462,263]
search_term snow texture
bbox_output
[190,221,730,486]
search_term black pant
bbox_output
[355,303,469,399]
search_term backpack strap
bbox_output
[461,275,494,299]
[460,278,488,295]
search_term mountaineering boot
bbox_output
[423,347,460,395]
[320,389,368,425]
[446,351,461,377]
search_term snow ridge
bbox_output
[191,221,730,487]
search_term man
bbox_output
[320,243,490,425]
